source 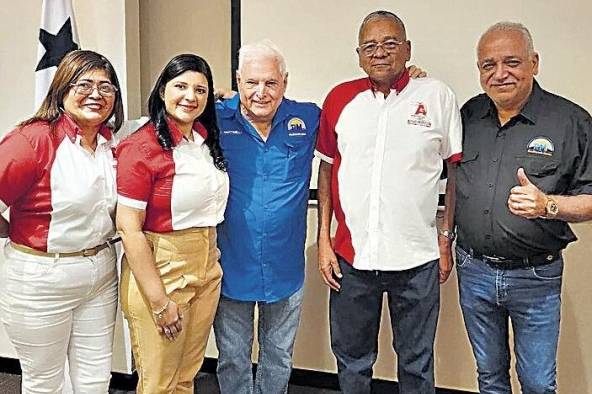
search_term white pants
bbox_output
[0,242,118,394]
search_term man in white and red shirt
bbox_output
[316,11,462,394]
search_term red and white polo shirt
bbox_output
[0,114,117,252]
[116,119,229,232]
[315,71,462,271]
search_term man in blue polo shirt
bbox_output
[214,40,320,394]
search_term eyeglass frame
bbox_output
[356,39,407,57]
[69,81,119,97]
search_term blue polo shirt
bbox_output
[216,95,320,302]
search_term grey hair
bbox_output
[479,21,535,55]
[237,39,287,76]
[359,10,406,41]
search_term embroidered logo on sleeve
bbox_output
[407,102,432,127]
[288,117,307,136]
[527,137,554,156]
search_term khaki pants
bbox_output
[120,227,222,394]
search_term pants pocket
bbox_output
[532,259,563,280]
[455,248,472,268]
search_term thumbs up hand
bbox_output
[508,168,548,219]
[517,167,532,186]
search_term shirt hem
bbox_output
[352,254,440,272]
[221,281,304,303]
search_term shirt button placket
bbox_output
[368,106,389,268]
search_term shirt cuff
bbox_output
[117,194,147,210]
[314,150,334,164]
[0,199,8,213]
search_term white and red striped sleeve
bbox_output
[315,95,339,164]
[442,87,463,164]
[116,138,153,210]
[0,130,38,212]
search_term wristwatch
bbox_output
[543,196,559,218]
[438,229,456,241]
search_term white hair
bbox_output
[237,39,287,76]
[479,21,535,55]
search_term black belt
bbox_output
[460,246,560,270]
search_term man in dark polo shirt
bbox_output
[455,22,592,393]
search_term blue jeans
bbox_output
[456,247,563,394]
[330,257,439,394]
[213,287,304,394]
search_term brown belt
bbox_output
[11,241,114,258]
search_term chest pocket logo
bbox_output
[527,136,554,156]
[288,117,307,136]
[407,101,432,128]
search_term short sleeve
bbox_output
[314,98,338,164]
[440,87,463,163]
[0,130,38,212]
[116,139,153,210]
[568,115,592,195]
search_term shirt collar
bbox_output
[480,79,543,124]
[367,68,410,96]
[166,116,208,146]
[58,112,114,143]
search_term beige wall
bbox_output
[139,0,231,115]
[242,1,592,392]
[0,1,41,133]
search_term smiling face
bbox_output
[236,56,287,124]
[358,17,410,91]
[162,70,209,134]
[477,29,539,112]
[62,69,115,130]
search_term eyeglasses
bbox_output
[70,81,118,97]
[357,39,406,57]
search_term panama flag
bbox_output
[34,0,79,108]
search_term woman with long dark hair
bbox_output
[0,49,123,393]
[116,54,228,393]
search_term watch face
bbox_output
[547,199,559,216]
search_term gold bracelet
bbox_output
[152,299,171,320]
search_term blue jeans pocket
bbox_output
[455,248,471,268]
[531,260,563,280]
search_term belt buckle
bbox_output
[82,246,98,257]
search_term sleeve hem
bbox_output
[117,194,147,210]
[314,150,334,164]
[446,152,463,164]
